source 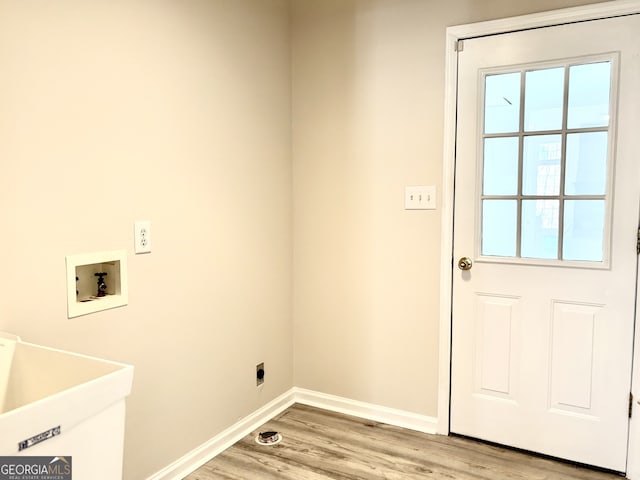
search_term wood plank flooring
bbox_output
[184,404,622,480]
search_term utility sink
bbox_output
[0,333,134,479]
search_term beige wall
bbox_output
[291,0,606,417]
[0,1,291,478]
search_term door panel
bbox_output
[451,15,640,472]
[549,302,599,412]
[475,294,520,399]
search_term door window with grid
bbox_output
[479,55,616,264]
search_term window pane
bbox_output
[524,67,564,132]
[523,135,561,196]
[485,72,521,134]
[563,200,605,262]
[565,132,608,195]
[482,200,517,257]
[568,62,611,129]
[521,200,559,259]
[483,137,519,195]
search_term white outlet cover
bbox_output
[134,220,152,254]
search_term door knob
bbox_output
[458,257,473,271]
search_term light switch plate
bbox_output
[405,186,436,210]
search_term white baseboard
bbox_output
[292,387,438,435]
[146,389,296,480]
[147,388,438,480]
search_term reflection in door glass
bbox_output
[568,62,611,129]
[483,137,519,195]
[522,135,562,196]
[563,200,605,261]
[485,72,521,134]
[565,132,608,195]
[524,67,564,132]
[482,200,517,257]
[521,200,559,259]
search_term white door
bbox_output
[451,15,640,472]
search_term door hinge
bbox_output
[630,392,634,418]
[455,39,464,52]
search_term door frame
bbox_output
[438,0,640,475]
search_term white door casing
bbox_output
[439,2,640,475]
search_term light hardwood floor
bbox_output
[184,404,622,480]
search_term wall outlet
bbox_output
[256,362,265,386]
[134,221,152,254]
